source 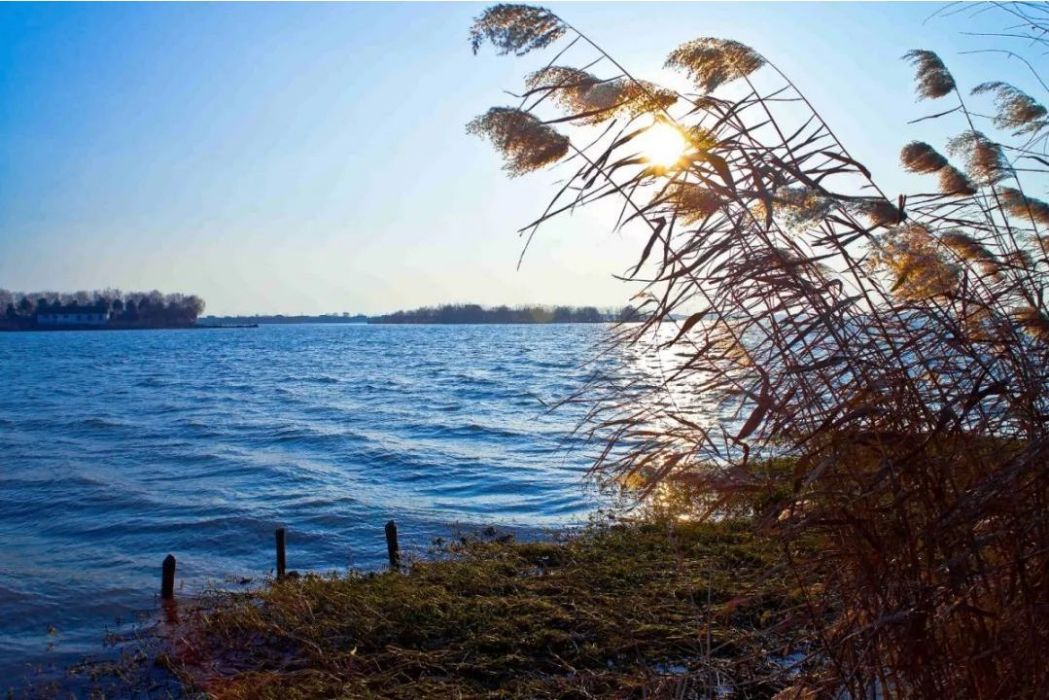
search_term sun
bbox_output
[637,120,689,169]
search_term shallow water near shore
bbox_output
[0,324,614,687]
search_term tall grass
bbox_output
[469,4,1049,696]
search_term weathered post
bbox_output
[161,554,176,599]
[275,527,287,579]
[385,520,400,570]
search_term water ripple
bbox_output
[0,324,613,684]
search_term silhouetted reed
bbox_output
[470,4,1048,696]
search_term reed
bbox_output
[470,4,1049,696]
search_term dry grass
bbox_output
[158,517,813,699]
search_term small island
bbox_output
[0,290,206,331]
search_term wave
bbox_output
[71,416,126,430]
[299,375,341,385]
[0,324,610,683]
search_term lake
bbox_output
[0,324,616,687]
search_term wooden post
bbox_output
[161,554,176,599]
[275,527,287,579]
[385,520,400,570]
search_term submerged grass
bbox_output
[159,517,813,699]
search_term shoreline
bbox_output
[0,323,258,332]
[0,321,626,332]
[40,516,810,699]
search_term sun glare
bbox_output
[637,120,689,169]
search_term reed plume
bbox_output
[665,38,765,93]
[466,107,569,176]
[902,49,956,99]
[666,182,722,224]
[900,141,948,173]
[1001,186,1049,226]
[947,130,1011,185]
[469,4,565,56]
[937,164,977,196]
[526,67,676,123]
[972,81,1048,135]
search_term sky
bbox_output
[0,2,1042,316]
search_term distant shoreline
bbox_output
[199,315,368,326]
[366,319,612,325]
[200,318,616,326]
[0,319,626,332]
[0,304,638,331]
[199,304,638,327]
[0,323,257,332]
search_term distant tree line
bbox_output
[0,289,205,329]
[201,313,369,325]
[370,303,640,324]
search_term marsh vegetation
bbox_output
[464,3,1049,696]
[144,514,810,699]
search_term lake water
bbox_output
[0,324,616,687]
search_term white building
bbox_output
[36,306,110,327]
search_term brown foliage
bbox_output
[470,5,1049,697]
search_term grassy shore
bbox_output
[147,516,812,699]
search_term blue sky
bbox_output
[0,2,1040,315]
